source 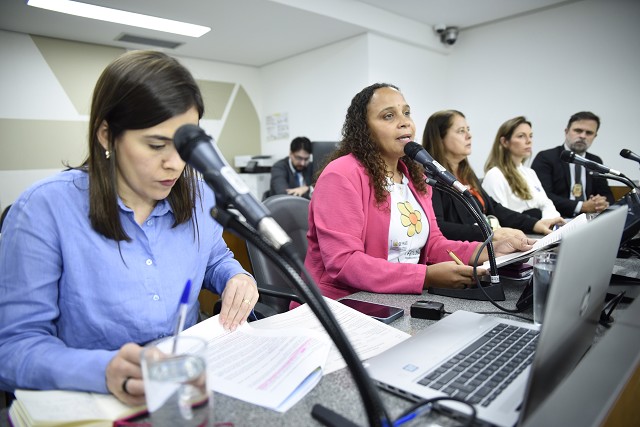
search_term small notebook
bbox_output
[497,262,533,279]
[9,389,147,427]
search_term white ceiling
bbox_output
[0,0,577,67]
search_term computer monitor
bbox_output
[312,141,339,176]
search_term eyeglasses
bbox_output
[292,155,310,163]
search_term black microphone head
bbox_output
[173,123,210,161]
[403,141,423,159]
[560,150,575,163]
[620,149,631,159]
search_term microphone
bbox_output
[560,150,621,176]
[404,142,470,196]
[173,124,291,249]
[620,149,640,164]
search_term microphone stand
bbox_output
[425,178,505,301]
[592,172,640,259]
[209,206,391,427]
[591,171,640,204]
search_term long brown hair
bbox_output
[484,116,532,200]
[422,110,482,191]
[315,83,427,207]
[79,50,204,241]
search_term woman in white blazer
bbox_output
[483,116,561,219]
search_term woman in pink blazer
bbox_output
[305,83,534,300]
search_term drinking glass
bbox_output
[141,335,213,426]
[532,251,557,326]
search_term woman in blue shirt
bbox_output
[0,51,258,406]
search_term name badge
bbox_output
[572,183,583,198]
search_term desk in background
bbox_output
[238,172,270,200]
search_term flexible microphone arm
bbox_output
[591,171,639,190]
[418,174,505,301]
[428,181,543,310]
[591,172,640,205]
[211,207,390,427]
[432,182,499,281]
[560,150,623,176]
[419,169,499,279]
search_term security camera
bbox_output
[433,24,447,34]
[441,26,459,45]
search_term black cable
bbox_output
[475,311,533,322]
[434,182,499,279]
[467,234,529,313]
[625,246,640,258]
[599,291,626,328]
[213,207,391,427]
[427,181,529,313]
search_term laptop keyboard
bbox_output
[417,323,539,407]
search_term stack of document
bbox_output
[483,214,589,268]
[183,296,410,411]
[10,296,411,426]
[183,309,330,412]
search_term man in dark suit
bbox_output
[269,136,314,199]
[531,111,614,217]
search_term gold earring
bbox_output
[105,150,110,159]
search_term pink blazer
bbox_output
[304,154,480,300]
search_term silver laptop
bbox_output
[364,206,627,427]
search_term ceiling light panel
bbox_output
[27,0,211,37]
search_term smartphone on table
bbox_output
[339,298,404,324]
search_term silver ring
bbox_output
[242,299,251,305]
[122,376,132,395]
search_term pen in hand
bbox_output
[447,249,464,266]
[172,279,192,354]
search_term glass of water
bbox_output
[532,250,558,326]
[141,335,213,427]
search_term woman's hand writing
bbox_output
[424,262,487,289]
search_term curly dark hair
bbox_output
[315,83,428,208]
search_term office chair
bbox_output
[246,194,308,314]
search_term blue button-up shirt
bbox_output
[0,169,249,393]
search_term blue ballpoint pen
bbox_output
[393,403,433,426]
[172,279,192,354]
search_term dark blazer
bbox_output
[269,157,314,199]
[531,145,615,217]
[432,186,539,242]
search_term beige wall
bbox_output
[0,32,261,206]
